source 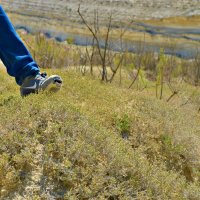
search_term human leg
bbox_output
[0,5,40,85]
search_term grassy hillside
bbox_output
[0,65,200,199]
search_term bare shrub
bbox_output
[21,33,81,69]
[78,6,128,83]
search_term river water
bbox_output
[15,23,200,59]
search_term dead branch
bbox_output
[108,54,124,83]
[167,91,178,102]
[78,5,103,63]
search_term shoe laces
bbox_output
[41,72,47,78]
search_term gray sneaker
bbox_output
[20,72,62,96]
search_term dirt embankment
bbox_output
[0,0,200,24]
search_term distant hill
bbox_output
[0,0,200,24]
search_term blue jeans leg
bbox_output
[0,6,40,85]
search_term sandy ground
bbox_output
[0,0,200,24]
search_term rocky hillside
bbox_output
[0,0,200,23]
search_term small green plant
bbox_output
[66,37,74,45]
[115,114,130,139]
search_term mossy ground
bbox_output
[0,64,200,199]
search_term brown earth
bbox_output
[0,0,200,24]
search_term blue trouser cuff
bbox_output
[0,6,40,85]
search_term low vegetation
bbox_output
[1,50,200,198]
[0,14,200,197]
